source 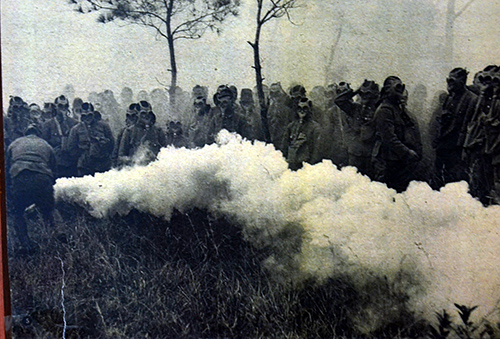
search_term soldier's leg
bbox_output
[33,173,56,228]
[11,173,35,250]
[442,148,468,183]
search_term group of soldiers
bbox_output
[431,65,500,206]
[3,65,500,253]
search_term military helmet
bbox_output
[381,76,405,99]
[127,103,141,115]
[336,82,351,95]
[9,96,26,109]
[43,102,57,116]
[55,95,69,105]
[139,100,152,113]
[359,80,380,95]
[81,102,94,113]
[217,87,234,100]
[240,88,254,103]
[192,85,207,99]
[449,68,468,80]
[289,84,306,98]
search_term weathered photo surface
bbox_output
[2,0,500,337]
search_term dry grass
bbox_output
[6,203,450,338]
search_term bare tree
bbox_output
[248,0,300,142]
[324,20,343,86]
[70,0,240,107]
[445,0,476,68]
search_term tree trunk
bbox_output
[252,0,271,142]
[167,35,177,110]
[166,0,177,111]
[324,24,343,85]
[444,0,455,71]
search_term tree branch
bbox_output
[83,0,168,24]
[172,6,232,36]
[454,0,476,19]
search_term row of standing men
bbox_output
[5,66,500,253]
[4,66,500,208]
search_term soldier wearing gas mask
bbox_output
[239,88,264,141]
[282,98,321,171]
[187,96,212,148]
[208,86,247,144]
[268,82,292,152]
[432,68,478,187]
[335,80,380,177]
[372,76,422,192]
[463,65,500,204]
[66,103,114,176]
[118,101,166,166]
[112,103,139,168]
[40,97,78,177]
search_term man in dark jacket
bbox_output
[166,121,189,148]
[239,88,264,141]
[208,86,247,143]
[118,101,166,166]
[4,96,31,148]
[6,124,56,254]
[335,80,380,177]
[282,98,321,171]
[268,82,292,152]
[463,65,499,204]
[67,104,115,176]
[372,76,422,192]
[432,68,478,187]
[41,98,78,177]
[112,103,139,167]
[187,96,212,148]
[483,71,500,204]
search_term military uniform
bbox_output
[433,89,477,185]
[166,122,189,148]
[335,91,377,176]
[119,122,166,165]
[187,103,212,148]
[268,91,292,152]
[372,100,422,192]
[67,120,115,176]
[208,106,247,144]
[40,115,78,177]
[6,133,56,251]
[463,93,495,203]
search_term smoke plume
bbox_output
[55,130,500,326]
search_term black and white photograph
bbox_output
[2,0,500,337]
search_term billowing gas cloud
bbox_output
[55,130,500,326]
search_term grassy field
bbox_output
[6,203,497,338]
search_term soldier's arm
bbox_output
[281,125,291,158]
[458,94,479,147]
[48,147,57,178]
[310,124,322,165]
[334,90,357,116]
[102,123,115,155]
[161,128,168,148]
[66,126,80,156]
[40,121,50,143]
[118,128,131,157]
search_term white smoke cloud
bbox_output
[55,130,500,325]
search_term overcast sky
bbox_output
[2,0,500,107]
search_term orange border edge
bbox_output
[0,22,13,339]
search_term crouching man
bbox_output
[6,124,56,254]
